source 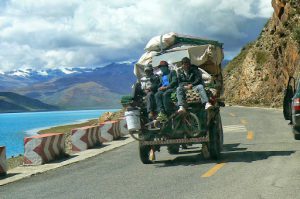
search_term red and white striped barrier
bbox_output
[0,146,7,176]
[24,133,65,165]
[99,120,121,142]
[71,126,101,152]
[118,117,129,136]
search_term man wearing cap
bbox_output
[140,64,160,119]
[155,61,178,121]
[177,57,212,112]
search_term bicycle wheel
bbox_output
[176,112,200,137]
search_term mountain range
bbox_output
[0,62,136,110]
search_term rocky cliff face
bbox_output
[224,0,300,107]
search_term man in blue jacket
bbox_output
[155,61,178,122]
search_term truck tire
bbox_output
[208,112,223,160]
[293,128,300,140]
[201,143,210,159]
[167,145,180,154]
[139,144,153,164]
[219,115,224,150]
[294,134,300,140]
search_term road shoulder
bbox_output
[0,135,134,186]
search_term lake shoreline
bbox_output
[6,109,124,170]
[0,107,121,114]
[25,118,98,135]
[7,118,99,170]
[1,109,117,158]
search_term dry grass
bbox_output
[293,26,300,45]
[38,119,99,135]
[255,50,269,66]
[224,42,254,74]
[7,156,24,170]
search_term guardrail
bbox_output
[71,126,101,152]
[99,120,121,140]
[118,117,129,136]
[7,118,129,167]
[24,133,65,165]
[0,146,7,176]
[71,118,129,153]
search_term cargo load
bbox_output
[134,32,224,81]
[134,32,224,98]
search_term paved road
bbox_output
[1,106,300,199]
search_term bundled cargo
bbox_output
[144,32,177,52]
[134,32,224,99]
[134,32,224,81]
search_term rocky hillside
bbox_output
[224,0,300,107]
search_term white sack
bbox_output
[144,32,177,52]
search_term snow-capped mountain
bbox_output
[0,63,135,90]
[0,61,136,109]
[3,67,94,79]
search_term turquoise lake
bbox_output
[0,109,118,157]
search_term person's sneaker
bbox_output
[177,106,186,113]
[148,111,155,120]
[157,112,168,122]
[205,102,213,110]
[181,144,188,149]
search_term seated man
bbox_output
[155,61,178,121]
[140,64,160,119]
[177,57,212,112]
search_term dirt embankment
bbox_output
[224,0,300,107]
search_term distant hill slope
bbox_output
[223,0,300,107]
[0,92,59,113]
[38,82,122,109]
[50,63,135,95]
[6,62,136,109]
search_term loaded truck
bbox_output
[122,32,225,164]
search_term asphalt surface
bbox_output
[1,106,300,199]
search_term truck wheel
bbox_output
[139,144,153,164]
[201,143,210,159]
[219,115,224,150]
[208,113,223,160]
[167,145,180,154]
[294,134,300,140]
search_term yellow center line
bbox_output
[201,163,226,178]
[247,131,254,140]
[240,119,248,125]
[229,113,236,117]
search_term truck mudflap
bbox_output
[140,137,209,146]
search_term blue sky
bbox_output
[0,0,273,71]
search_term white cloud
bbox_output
[0,0,273,71]
[258,1,274,18]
